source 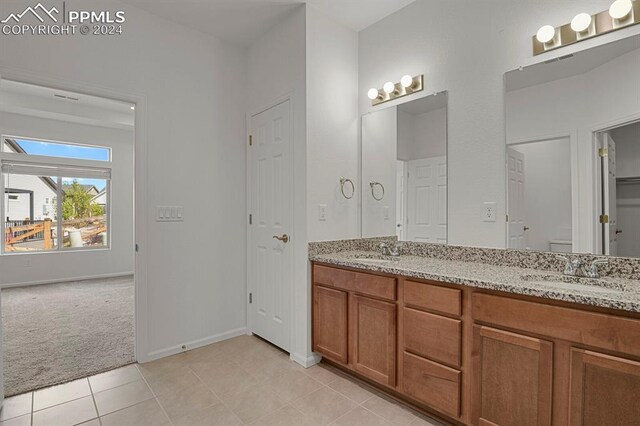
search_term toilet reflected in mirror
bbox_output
[362,92,448,242]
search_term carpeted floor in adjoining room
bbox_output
[1,275,135,396]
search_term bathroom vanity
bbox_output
[309,241,640,426]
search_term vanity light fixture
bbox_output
[368,74,424,106]
[532,0,639,55]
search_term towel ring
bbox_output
[340,177,355,199]
[369,181,385,201]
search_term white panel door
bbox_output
[396,161,406,240]
[603,133,618,256]
[406,156,447,243]
[249,100,292,352]
[507,147,526,249]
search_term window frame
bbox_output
[1,135,113,255]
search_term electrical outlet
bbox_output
[318,204,327,221]
[483,202,497,222]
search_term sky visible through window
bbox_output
[16,139,109,191]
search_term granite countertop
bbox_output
[310,250,640,313]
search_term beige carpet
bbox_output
[1,275,135,396]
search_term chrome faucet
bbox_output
[379,242,402,257]
[557,255,609,278]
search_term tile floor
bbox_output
[0,335,447,426]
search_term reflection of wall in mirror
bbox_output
[510,139,572,252]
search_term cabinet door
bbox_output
[569,348,640,426]
[472,326,553,426]
[352,295,396,387]
[313,285,348,364]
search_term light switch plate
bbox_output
[318,204,327,221]
[157,206,184,222]
[383,206,390,220]
[483,202,497,222]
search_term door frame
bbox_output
[245,95,296,352]
[0,66,149,362]
[590,112,640,255]
[506,131,579,252]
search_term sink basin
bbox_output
[347,254,401,264]
[520,273,627,294]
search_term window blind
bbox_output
[1,161,111,179]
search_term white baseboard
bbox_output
[0,272,135,289]
[291,351,322,368]
[142,327,248,363]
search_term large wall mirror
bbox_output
[362,92,448,242]
[505,34,639,257]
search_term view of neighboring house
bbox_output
[3,138,57,222]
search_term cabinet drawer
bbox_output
[404,307,461,367]
[473,293,640,356]
[403,351,461,418]
[313,264,396,301]
[404,280,461,317]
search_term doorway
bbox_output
[247,100,293,352]
[0,79,136,396]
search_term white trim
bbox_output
[290,352,322,368]
[0,66,148,364]
[144,327,248,363]
[246,94,295,353]
[0,272,134,289]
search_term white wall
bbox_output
[0,0,248,360]
[617,183,640,257]
[306,6,359,243]
[359,0,640,249]
[0,111,134,284]
[397,107,447,161]
[513,139,572,252]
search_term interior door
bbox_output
[396,161,406,240]
[406,156,447,243]
[249,100,292,351]
[507,147,526,249]
[602,133,618,256]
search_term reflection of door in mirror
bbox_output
[599,122,640,258]
[506,139,572,252]
[362,93,448,241]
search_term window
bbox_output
[2,136,111,253]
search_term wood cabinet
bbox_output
[352,295,396,386]
[312,285,348,364]
[311,262,640,426]
[472,326,553,426]
[569,348,640,426]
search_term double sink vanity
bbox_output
[309,238,640,426]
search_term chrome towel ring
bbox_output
[369,181,385,201]
[340,177,355,199]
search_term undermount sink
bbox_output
[520,273,627,294]
[348,254,401,264]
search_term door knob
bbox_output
[616,229,623,235]
[273,234,289,243]
[524,226,530,232]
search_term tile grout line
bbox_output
[85,378,102,426]
[134,363,175,426]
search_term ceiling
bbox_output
[506,34,640,92]
[121,0,415,47]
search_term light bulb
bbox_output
[609,0,633,19]
[400,75,414,88]
[383,81,396,94]
[571,13,592,32]
[536,25,556,44]
[367,88,380,100]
